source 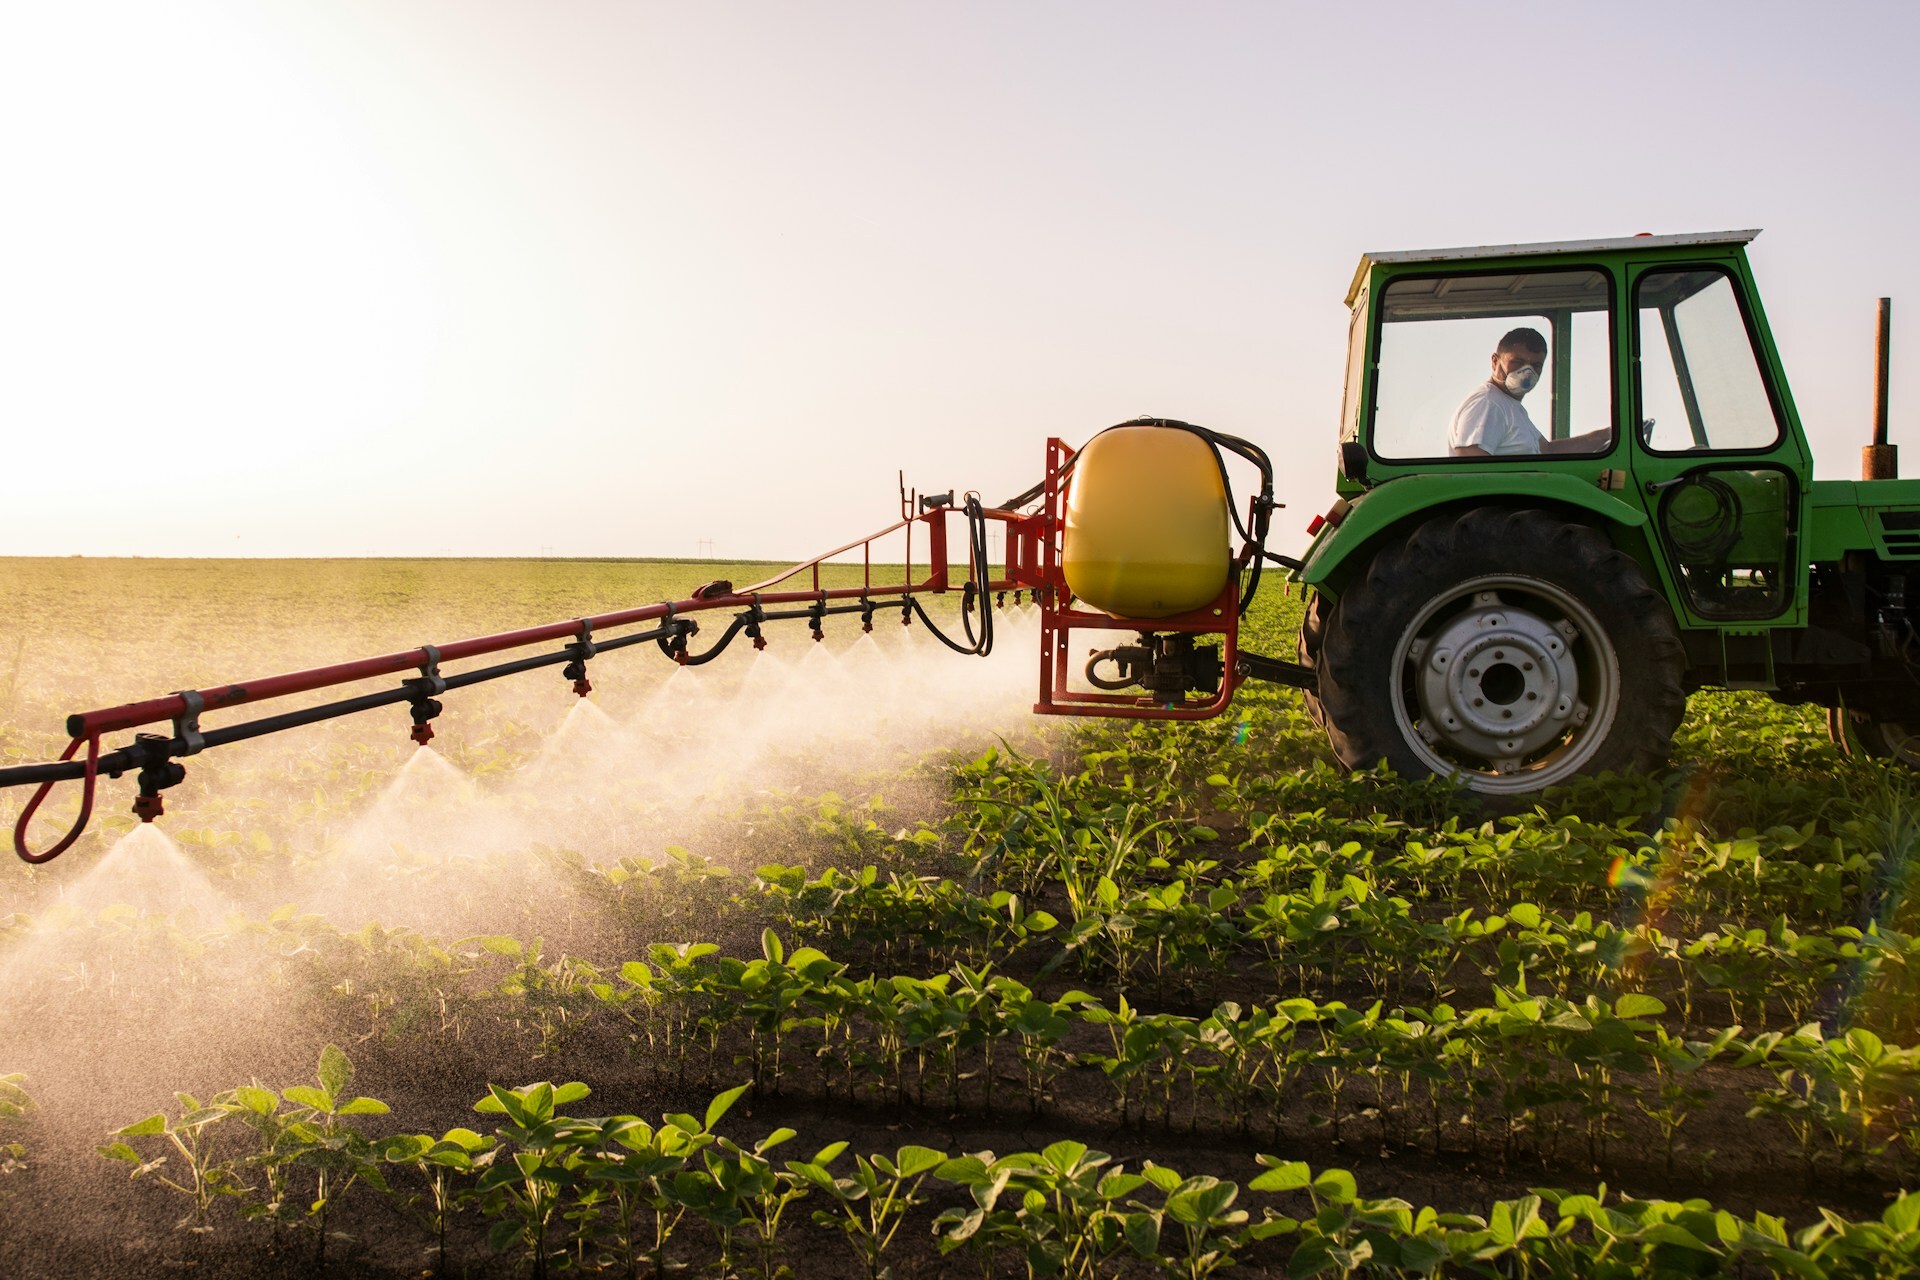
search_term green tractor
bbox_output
[1294,229,1916,794]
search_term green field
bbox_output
[1,557,1917,1277]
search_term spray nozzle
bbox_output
[131,736,186,823]
[565,621,596,696]
[562,657,592,696]
[808,600,826,642]
[859,599,875,633]
[408,696,443,745]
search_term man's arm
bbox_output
[1539,428,1612,455]
[1451,444,1493,457]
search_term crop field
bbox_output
[2,556,1918,1277]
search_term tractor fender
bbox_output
[1296,472,1649,595]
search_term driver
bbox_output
[1450,328,1608,456]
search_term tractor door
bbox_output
[1628,264,1807,623]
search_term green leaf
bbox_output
[1141,1164,1183,1193]
[1614,993,1667,1019]
[705,1083,749,1132]
[895,1145,947,1178]
[761,927,784,965]
[116,1114,168,1138]
[283,1086,332,1112]
[1640,1223,1714,1252]
[552,1082,591,1110]
[1311,1169,1357,1204]
[317,1043,353,1099]
[1123,1211,1160,1256]
[98,1142,141,1163]
[1885,1192,1920,1235]
[338,1097,391,1116]
[1249,1160,1311,1193]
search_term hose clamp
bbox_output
[415,645,448,696]
[170,690,206,756]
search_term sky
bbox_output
[5,0,1919,560]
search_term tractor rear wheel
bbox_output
[1315,509,1686,796]
[1827,707,1920,768]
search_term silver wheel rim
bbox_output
[1389,574,1620,794]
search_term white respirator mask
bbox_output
[1503,365,1541,397]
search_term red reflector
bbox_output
[1306,514,1326,535]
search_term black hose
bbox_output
[904,494,995,656]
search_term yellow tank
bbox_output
[1063,425,1231,618]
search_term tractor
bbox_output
[1293,228,1917,793]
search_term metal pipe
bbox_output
[1876,296,1892,446]
[1865,297,1898,480]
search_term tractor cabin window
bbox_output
[1634,268,1783,453]
[1370,268,1613,462]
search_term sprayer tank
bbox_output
[1062,425,1231,619]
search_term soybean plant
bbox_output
[790,1143,946,1280]
[267,1043,395,1265]
[473,1080,594,1279]
[100,1093,248,1231]
[380,1128,496,1277]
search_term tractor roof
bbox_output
[1347,229,1761,304]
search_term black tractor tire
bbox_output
[1297,591,1332,732]
[1828,707,1920,768]
[1315,508,1687,796]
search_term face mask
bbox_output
[1503,364,1540,397]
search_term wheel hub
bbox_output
[1408,590,1586,767]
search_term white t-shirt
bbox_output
[1449,382,1545,455]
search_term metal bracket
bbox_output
[414,645,448,696]
[171,690,206,756]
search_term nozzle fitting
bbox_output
[408,695,443,746]
[562,656,592,697]
[132,750,187,823]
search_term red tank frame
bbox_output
[1027,437,1248,721]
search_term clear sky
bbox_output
[5,1,1918,559]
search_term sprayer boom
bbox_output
[5,496,1050,863]
[7,426,1311,865]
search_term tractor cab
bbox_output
[1320,230,1811,632]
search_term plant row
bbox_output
[12,897,1918,1184]
[593,934,1920,1184]
[752,858,1920,1031]
[101,1049,1920,1279]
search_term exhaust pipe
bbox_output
[1864,296,1898,480]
